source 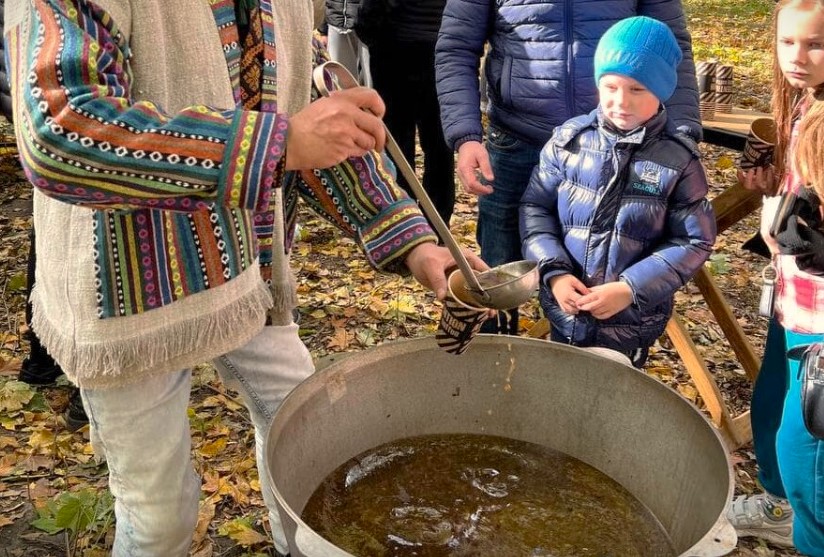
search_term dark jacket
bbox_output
[357,0,446,45]
[520,108,716,351]
[325,0,362,30]
[435,0,701,150]
[0,0,11,123]
[391,0,447,43]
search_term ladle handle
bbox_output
[312,61,489,299]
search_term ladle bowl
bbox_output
[450,260,539,310]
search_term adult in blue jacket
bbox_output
[436,0,700,334]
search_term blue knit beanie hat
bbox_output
[594,16,682,102]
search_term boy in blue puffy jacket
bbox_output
[519,16,716,367]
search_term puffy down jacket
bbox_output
[520,108,716,351]
[435,0,700,150]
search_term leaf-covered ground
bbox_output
[0,1,804,555]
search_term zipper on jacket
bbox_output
[574,139,633,343]
[597,141,635,276]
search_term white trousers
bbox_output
[80,322,314,556]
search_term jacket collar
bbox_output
[595,106,668,144]
[553,105,686,152]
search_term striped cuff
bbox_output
[360,198,437,270]
[219,109,289,212]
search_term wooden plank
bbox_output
[703,107,771,137]
[711,182,763,234]
[665,315,754,448]
[665,315,733,429]
[693,267,761,382]
[713,412,753,452]
[730,412,753,450]
[702,107,772,150]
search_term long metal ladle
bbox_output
[312,60,493,305]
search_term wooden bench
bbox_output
[670,108,770,449]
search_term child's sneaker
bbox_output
[726,492,794,548]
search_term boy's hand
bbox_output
[575,282,633,320]
[549,274,590,315]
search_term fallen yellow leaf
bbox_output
[219,519,268,547]
[192,502,216,546]
[27,429,55,451]
[199,437,228,458]
[310,309,326,319]
[327,327,349,350]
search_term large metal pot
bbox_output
[265,336,736,556]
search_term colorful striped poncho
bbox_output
[5,0,436,386]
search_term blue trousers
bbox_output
[478,124,543,334]
[751,318,824,555]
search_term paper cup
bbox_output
[714,92,734,114]
[700,103,716,121]
[697,60,718,119]
[696,60,717,93]
[715,65,734,113]
[738,117,776,170]
[436,271,490,355]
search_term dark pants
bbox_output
[25,229,51,364]
[369,38,455,230]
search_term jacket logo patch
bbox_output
[631,163,662,195]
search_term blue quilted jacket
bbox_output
[520,108,716,351]
[435,0,701,149]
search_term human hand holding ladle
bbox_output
[311,61,538,310]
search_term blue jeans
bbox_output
[751,318,824,554]
[80,323,314,556]
[479,124,543,334]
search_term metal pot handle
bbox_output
[682,516,737,557]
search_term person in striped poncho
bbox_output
[4,1,486,555]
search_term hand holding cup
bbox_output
[738,117,777,172]
[436,271,495,355]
